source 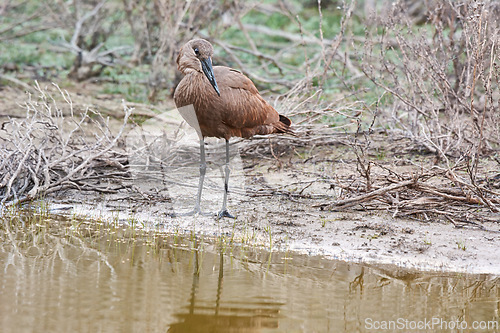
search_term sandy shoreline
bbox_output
[50,194,500,276]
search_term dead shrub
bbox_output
[361,0,499,160]
[47,0,130,81]
[0,82,131,207]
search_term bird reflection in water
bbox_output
[167,240,283,333]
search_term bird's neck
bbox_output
[177,56,202,75]
[179,67,201,75]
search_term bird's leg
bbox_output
[218,139,235,219]
[169,138,210,217]
[194,138,207,213]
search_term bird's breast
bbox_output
[174,73,218,109]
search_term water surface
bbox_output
[0,213,498,332]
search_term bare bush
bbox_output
[0,82,131,207]
[361,0,499,159]
[47,0,131,80]
[316,1,500,224]
[318,155,500,225]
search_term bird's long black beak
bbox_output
[200,57,220,97]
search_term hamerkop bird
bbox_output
[173,39,292,218]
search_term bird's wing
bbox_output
[213,67,279,129]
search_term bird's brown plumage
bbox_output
[174,39,292,140]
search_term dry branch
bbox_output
[0,74,35,93]
[0,82,131,208]
[316,160,500,226]
[360,0,500,158]
[51,0,131,81]
[315,179,417,210]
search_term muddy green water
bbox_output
[0,214,499,333]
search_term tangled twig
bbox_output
[0,82,131,208]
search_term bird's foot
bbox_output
[217,209,235,219]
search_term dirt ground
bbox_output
[50,143,500,276]
[2,82,499,275]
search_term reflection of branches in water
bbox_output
[362,264,500,318]
[58,232,116,276]
[0,214,116,282]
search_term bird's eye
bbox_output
[194,48,200,55]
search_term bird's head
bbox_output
[176,39,220,97]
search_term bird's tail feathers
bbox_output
[274,115,295,136]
